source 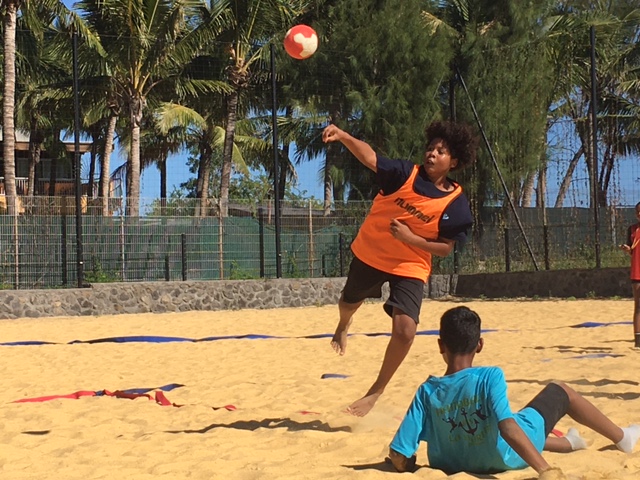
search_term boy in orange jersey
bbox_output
[620,201,640,348]
[322,121,477,416]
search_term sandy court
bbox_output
[1,299,640,480]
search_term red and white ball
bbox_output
[283,25,318,60]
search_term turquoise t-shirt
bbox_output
[390,366,546,474]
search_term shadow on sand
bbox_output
[342,460,502,479]
[166,417,352,434]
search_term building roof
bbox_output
[0,129,93,153]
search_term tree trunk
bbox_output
[100,114,117,216]
[2,2,18,214]
[323,108,342,216]
[323,151,334,216]
[333,175,345,204]
[536,161,547,209]
[521,171,536,207]
[554,146,583,208]
[220,89,239,218]
[278,106,293,204]
[584,115,596,209]
[126,96,144,217]
[27,117,43,196]
[196,130,213,218]
[88,131,98,199]
[599,143,614,208]
[278,145,288,206]
[48,156,58,197]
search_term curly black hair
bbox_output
[439,306,482,355]
[425,121,478,171]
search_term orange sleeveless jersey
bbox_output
[630,224,640,281]
[351,165,463,281]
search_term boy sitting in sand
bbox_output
[387,306,640,479]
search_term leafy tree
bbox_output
[212,0,313,217]
[424,0,557,210]
[277,0,453,214]
[73,0,230,216]
[1,0,73,213]
[547,1,640,207]
[148,164,320,216]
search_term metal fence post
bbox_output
[61,197,68,286]
[258,206,265,278]
[181,233,187,281]
[453,244,459,273]
[12,207,18,289]
[543,224,550,270]
[504,227,511,272]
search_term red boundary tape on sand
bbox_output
[12,389,237,411]
[12,390,97,403]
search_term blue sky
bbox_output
[137,147,325,201]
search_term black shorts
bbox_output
[523,383,570,436]
[341,256,425,323]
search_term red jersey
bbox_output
[628,223,640,281]
[351,165,463,281]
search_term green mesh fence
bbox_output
[0,203,635,289]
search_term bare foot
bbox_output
[346,393,381,417]
[331,320,351,355]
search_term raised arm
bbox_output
[322,124,377,172]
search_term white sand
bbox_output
[1,299,639,479]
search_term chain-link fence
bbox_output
[0,197,635,289]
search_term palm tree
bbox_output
[212,0,313,217]
[423,0,559,209]
[547,3,640,207]
[14,22,77,198]
[140,109,190,213]
[74,0,231,216]
[2,0,22,214]
[2,0,71,213]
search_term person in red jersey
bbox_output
[322,120,477,416]
[620,202,640,348]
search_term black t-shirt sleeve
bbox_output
[439,193,473,244]
[376,155,414,195]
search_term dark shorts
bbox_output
[341,256,424,323]
[523,383,570,436]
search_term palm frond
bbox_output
[155,102,205,134]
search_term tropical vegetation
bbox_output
[0,0,638,219]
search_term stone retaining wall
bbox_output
[453,267,631,299]
[0,267,631,320]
